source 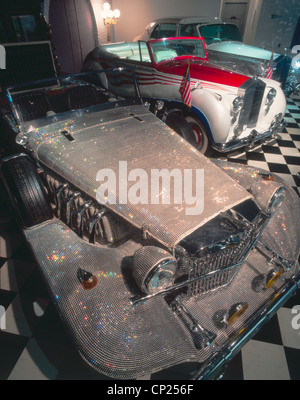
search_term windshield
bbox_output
[6,68,141,131]
[149,38,207,63]
[199,24,243,45]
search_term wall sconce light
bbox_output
[101,2,120,43]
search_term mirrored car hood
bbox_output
[207,41,281,61]
[24,104,251,247]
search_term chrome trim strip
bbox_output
[0,152,31,163]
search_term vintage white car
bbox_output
[135,17,300,96]
[83,37,286,155]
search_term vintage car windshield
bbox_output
[198,23,243,44]
[6,68,141,132]
[149,38,207,63]
[100,41,152,63]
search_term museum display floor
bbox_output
[0,95,299,381]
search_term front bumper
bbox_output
[192,270,300,379]
[214,119,286,153]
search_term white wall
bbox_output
[254,0,300,53]
[242,0,263,45]
[111,0,299,53]
[90,0,113,43]
[112,0,222,42]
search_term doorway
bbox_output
[221,1,249,37]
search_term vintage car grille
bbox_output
[238,78,266,128]
[177,202,262,297]
[186,226,257,296]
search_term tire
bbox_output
[165,113,197,147]
[185,116,213,156]
[1,155,53,228]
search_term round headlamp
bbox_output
[268,186,286,214]
[233,96,243,110]
[133,246,178,294]
[272,112,283,124]
[155,100,165,111]
[267,88,277,103]
[234,124,243,137]
[265,88,277,115]
[250,181,286,215]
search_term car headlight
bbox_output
[233,124,243,137]
[250,181,286,215]
[267,88,277,102]
[155,100,165,111]
[265,88,277,115]
[233,96,243,110]
[231,96,243,123]
[272,112,283,124]
[133,246,178,294]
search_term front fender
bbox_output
[212,159,300,262]
[191,89,231,143]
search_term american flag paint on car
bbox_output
[83,37,286,155]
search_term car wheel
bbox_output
[165,113,197,147]
[184,116,212,155]
[1,155,53,228]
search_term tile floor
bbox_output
[0,95,299,381]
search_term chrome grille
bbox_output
[238,78,266,128]
[187,224,258,297]
[188,269,233,296]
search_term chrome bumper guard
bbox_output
[192,271,300,380]
[214,119,286,153]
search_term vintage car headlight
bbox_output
[267,88,277,102]
[234,124,243,137]
[233,96,243,110]
[155,100,165,111]
[250,181,286,215]
[265,88,277,115]
[231,96,243,123]
[272,112,283,124]
[133,246,178,294]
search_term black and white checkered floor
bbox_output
[0,95,299,381]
